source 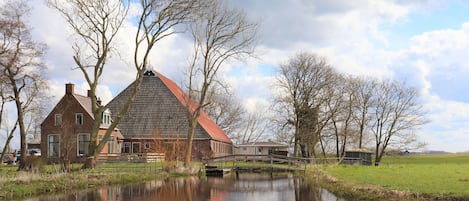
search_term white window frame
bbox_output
[102,109,112,125]
[75,113,83,125]
[123,142,131,153]
[48,134,60,158]
[132,142,141,153]
[54,114,62,126]
[77,133,90,157]
[108,136,115,153]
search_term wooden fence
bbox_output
[97,153,165,163]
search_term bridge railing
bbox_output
[204,154,346,171]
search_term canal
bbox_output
[26,173,345,201]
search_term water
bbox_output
[26,173,345,201]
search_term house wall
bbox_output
[120,139,232,161]
[41,85,122,164]
[235,146,289,155]
[41,94,94,164]
[97,128,122,155]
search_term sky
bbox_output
[6,0,469,153]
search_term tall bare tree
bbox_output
[0,0,47,170]
[185,0,257,166]
[0,81,15,162]
[372,80,426,166]
[49,0,201,168]
[351,77,376,149]
[273,52,337,157]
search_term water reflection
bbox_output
[26,173,345,201]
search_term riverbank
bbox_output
[316,154,469,201]
[0,162,201,200]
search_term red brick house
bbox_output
[105,70,232,161]
[40,83,123,163]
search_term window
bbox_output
[77,133,90,157]
[132,142,141,153]
[145,143,150,150]
[48,135,60,158]
[102,110,112,125]
[54,114,62,126]
[123,142,131,153]
[108,136,115,153]
[76,113,83,125]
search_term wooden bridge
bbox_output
[203,154,315,176]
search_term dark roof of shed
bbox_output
[105,70,231,143]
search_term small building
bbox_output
[342,149,372,166]
[40,83,123,164]
[234,142,288,156]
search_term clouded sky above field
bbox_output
[16,0,469,152]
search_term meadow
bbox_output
[323,154,469,199]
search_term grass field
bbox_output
[324,154,469,199]
[0,161,188,200]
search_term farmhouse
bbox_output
[105,70,232,161]
[40,83,123,164]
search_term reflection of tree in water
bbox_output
[295,177,343,201]
[119,177,211,201]
[294,177,321,201]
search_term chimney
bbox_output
[65,83,74,95]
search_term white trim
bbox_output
[75,113,83,125]
[77,133,90,157]
[47,134,60,158]
[54,114,62,126]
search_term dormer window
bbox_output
[76,113,83,125]
[102,109,112,125]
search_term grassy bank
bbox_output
[320,154,469,200]
[0,162,199,200]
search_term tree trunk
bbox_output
[82,156,97,169]
[184,119,197,167]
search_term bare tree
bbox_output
[202,89,244,136]
[0,0,47,170]
[327,75,358,159]
[273,52,337,157]
[0,81,15,162]
[49,0,200,168]
[184,0,257,167]
[372,80,427,166]
[351,77,376,149]
[236,110,267,143]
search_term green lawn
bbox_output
[324,154,469,198]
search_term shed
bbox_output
[342,149,372,166]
